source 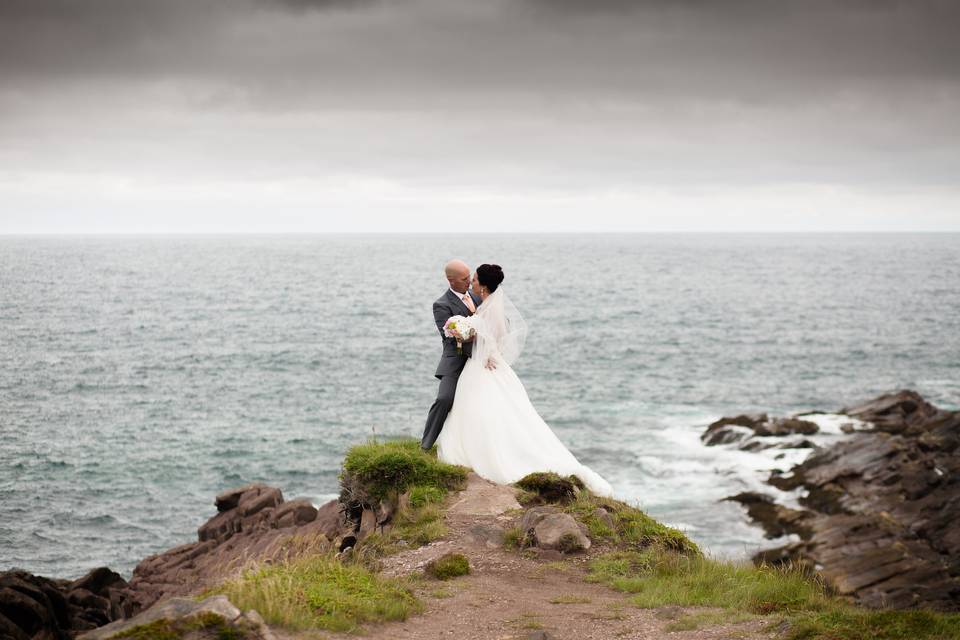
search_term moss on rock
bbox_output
[514,472,584,504]
[109,612,246,640]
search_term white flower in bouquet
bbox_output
[443,315,476,355]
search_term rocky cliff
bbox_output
[705,390,960,610]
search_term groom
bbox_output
[420,259,482,450]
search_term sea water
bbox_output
[1,233,958,579]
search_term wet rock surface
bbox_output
[702,413,819,448]
[709,390,960,610]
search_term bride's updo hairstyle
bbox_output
[476,263,504,293]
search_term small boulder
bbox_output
[520,506,559,533]
[593,507,615,531]
[215,484,261,512]
[69,568,126,596]
[702,425,754,446]
[704,414,768,435]
[239,487,283,517]
[532,513,591,553]
[757,418,819,437]
[702,414,767,446]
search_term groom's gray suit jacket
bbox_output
[433,288,482,378]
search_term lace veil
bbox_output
[471,288,528,366]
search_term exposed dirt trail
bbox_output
[277,474,774,640]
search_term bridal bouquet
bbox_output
[443,315,476,355]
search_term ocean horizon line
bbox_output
[2,230,960,237]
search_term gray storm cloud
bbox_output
[0,0,957,231]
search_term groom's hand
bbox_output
[484,357,497,371]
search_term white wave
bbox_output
[796,412,870,436]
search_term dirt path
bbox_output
[277,474,774,640]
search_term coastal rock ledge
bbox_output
[128,483,347,612]
[1,485,352,639]
[707,390,960,611]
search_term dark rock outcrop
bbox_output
[128,484,345,613]
[710,390,960,611]
[842,389,940,435]
[0,567,134,639]
[702,413,818,447]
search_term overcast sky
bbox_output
[1,0,958,232]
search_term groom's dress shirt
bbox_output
[450,288,475,313]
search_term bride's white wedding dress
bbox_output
[436,288,614,497]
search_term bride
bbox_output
[436,264,614,497]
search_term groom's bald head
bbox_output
[445,259,471,294]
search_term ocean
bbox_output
[1,233,958,579]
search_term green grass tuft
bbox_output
[664,609,757,632]
[514,472,582,504]
[408,484,447,508]
[342,438,467,504]
[502,526,528,549]
[357,502,448,559]
[782,607,960,640]
[508,612,545,630]
[208,551,422,633]
[515,488,540,506]
[588,547,825,613]
[587,547,960,640]
[425,553,470,580]
[563,493,699,554]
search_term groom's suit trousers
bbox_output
[420,360,466,450]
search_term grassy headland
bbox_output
[202,439,960,639]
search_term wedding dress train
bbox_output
[436,288,613,498]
